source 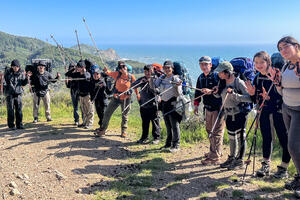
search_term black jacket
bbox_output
[194,72,223,111]
[65,69,91,97]
[30,71,57,97]
[251,73,283,112]
[90,78,107,104]
[4,68,28,96]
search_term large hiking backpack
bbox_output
[271,52,287,70]
[26,59,52,74]
[152,63,164,77]
[230,57,255,113]
[173,61,193,96]
[211,57,225,72]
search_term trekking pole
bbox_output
[162,93,206,117]
[210,92,229,136]
[82,17,106,68]
[242,83,274,184]
[50,35,76,66]
[140,86,174,107]
[75,30,83,60]
[118,81,144,97]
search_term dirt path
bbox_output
[0,122,296,200]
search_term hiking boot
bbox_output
[17,125,24,129]
[227,159,244,170]
[256,161,270,177]
[78,123,85,128]
[220,156,235,168]
[136,138,147,144]
[273,166,289,179]
[121,132,127,138]
[201,157,220,166]
[151,139,160,145]
[47,118,53,122]
[94,129,106,137]
[33,118,38,123]
[10,127,16,130]
[160,144,171,150]
[84,126,91,129]
[295,187,300,198]
[169,145,180,153]
[74,122,79,126]
[285,175,300,191]
[204,152,210,158]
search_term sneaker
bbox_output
[78,123,85,128]
[47,118,53,122]
[74,122,79,126]
[94,129,106,137]
[151,139,160,145]
[169,145,180,153]
[273,166,289,179]
[84,126,91,129]
[136,138,147,144]
[201,157,220,165]
[204,152,210,158]
[33,118,38,123]
[227,159,244,170]
[220,156,235,168]
[285,175,300,191]
[10,127,16,130]
[17,126,24,129]
[160,144,171,150]
[256,161,270,177]
[295,187,300,198]
[121,132,127,138]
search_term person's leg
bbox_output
[259,111,272,161]
[120,98,131,134]
[85,95,94,127]
[139,107,151,141]
[71,89,79,123]
[170,114,180,148]
[79,96,87,125]
[151,109,161,140]
[15,95,23,128]
[6,95,15,128]
[163,114,172,147]
[43,91,51,120]
[33,93,40,121]
[205,110,214,156]
[210,110,225,159]
[100,98,120,131]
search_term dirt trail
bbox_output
[0,122,296,200]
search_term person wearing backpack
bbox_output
[132,64,161,144]
[194,56,226,165]
[4,59,28,130]
[90,67,108,133]
[95,61,138,138]
[214,61,252,170]
[269,36,300,197]
[66,63,81,126]
[65,60,94,129]
[245,51,290,178]
[27,60,60,123]
[152,60,183,153]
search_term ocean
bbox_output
[101,44,278,83]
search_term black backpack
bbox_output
[173,61,192,95]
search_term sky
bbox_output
[1,0,300,46]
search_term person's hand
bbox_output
[137,94,141,101]
[194,106,199,116]
[176,80,183,86]
[212,86,218,94]
[260,86,270,101]
[103,66,108,73]
[27,71,32,77]
[57,72,61,78]
[294,62,300,77]
[227,87,233,94]
[245,80,256,96]
[266,67,282,86]
[201,88,213,94]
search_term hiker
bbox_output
[271,36,300,197]
[214,61,252,170]
[132,64,161,144]
[194,56,225,165]
[27,60,60,123]
[65,60,94,129]
[245,51,290,178]
[95,61,138,138]
[90,67,108,132]
[152,60,183,153]
[66,63,81,126]
[4,59,28,130]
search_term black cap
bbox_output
[37,60,47,67]
[144,64,153,71]
[77,60,86,68]
[118,60,126,66]
[163,60,174,68]
[68,63,76,70]
[11,59,20,67]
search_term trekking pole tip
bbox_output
[82,17,85,22]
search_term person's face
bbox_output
[12,66,19,72]
[119,65,127,73]
[38,65,45,73]
[218,71,226,80]
[254,56,268,74]
[199,62,212,75]
[93,72,101,80]
[163,66,173,75]
[144,68,153,78]
[278,42,298,60]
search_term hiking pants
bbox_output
[71,88,80,123]
[163,113,180,147]
[95,99,107,127]
[140,107,161,140]
[226,112,248,160]
[33,91,51,120]
[282,103,300,174]
[79,95,94,127]
[260,109,290,164]
[101,97,131,133]
[205,109,226,159]
[6,95,23,128]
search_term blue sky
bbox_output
[1,0,300,46]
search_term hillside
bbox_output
[0,31,144,73]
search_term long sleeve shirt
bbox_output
[4,68,28,96]
[65,69,91,97]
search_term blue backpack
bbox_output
[173,61,193,96]
[211,57,225,72]
[230,57,255,113]
[271,52,287,70]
